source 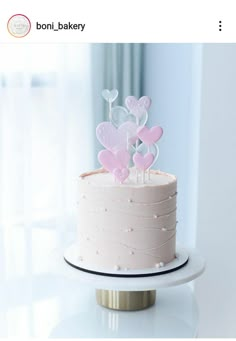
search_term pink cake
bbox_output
[78,168,177,271]
[77,90,177,273]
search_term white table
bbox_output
[0,222,201,338]
[50,285,199,338]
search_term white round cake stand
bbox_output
[57,247,205,338]
[63,247,205,291]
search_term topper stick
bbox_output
[148,145,151,180]
[135,117,139,149]
[108,100,112,121]
[126,131,132,182]
[126,132,130,151]
[135,117,139,184]
[142,170,145,184]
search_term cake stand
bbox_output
[64,244,205,311]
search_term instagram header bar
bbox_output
[0,0,235,42]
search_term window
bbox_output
[0,44,94,225]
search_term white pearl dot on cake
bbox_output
[155,263,160,268]
[153,214,158,219]
[128,198,133,203]
[104,208,108,212]
[124,267,129,271]
[129,250,134,255]
[125,228,133,232]
[160,261,165,267]
[114,265,120,271]
[162,227,167,231]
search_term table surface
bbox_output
[0,221,199,338]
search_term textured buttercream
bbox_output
[78,168,177,271]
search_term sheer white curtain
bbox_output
[0,44,146,337]
[0,44,94,226]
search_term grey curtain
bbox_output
[102,44,143,104]
[91,43,144,163]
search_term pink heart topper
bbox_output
[96,121,138,152]
[113,168,130,183]
[137,125,163,145]
[125,96,152,118]
[98,149,130,173]
[133,152,154,171]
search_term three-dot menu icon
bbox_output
[219,20,222,31]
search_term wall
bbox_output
[143,44,202,246]
[194,44,236,337]
[144,43,236,337]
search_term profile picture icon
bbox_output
[7,14,31,38]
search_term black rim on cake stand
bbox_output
[64,244,205,311]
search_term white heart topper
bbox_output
[111,106,136,127]
[102,89,118,103]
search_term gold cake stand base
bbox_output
[96,289,156,311]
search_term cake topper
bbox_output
[96,89,163,184]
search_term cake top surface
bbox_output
[80,168,176,188]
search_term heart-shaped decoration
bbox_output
[125,96,151,119]
[137,125,163,145]
[110,106,136,128]
[133,152,154,171]
[113,168,129,183]
[132,142,159,170]
[98,149,130,172]
[102,89,118,103]
[138,96,152,110]
[116,149,130,168]
[96,121,138,152]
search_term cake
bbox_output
[77,90,177,273]
[78,168,177,271]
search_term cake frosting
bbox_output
[77,168,177,271]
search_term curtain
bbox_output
[0,43,144,225]
[0,43,144,336]
[0,44,94,226]
[102,44,143,103]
